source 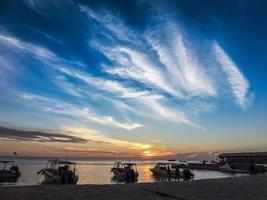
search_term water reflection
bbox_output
[0,158,248,186]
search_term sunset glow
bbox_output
[0,0,267,160]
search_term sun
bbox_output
[142,150,153,157]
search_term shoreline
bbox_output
[1,175,267,200]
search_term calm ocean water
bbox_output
[0,157,246,186]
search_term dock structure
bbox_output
[187,152,267,172]
[219,152,267,164]
[188,162,220,170]
[219,152,267,172]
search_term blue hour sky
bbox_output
[0,0,267,158]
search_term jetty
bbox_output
[187,152,267,172]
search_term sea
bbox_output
[0,157,246,186]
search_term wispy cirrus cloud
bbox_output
[20,92,142,130]
[0,34,57,62]
[101,46,179,97]
[58,67,150,99]
[145,21,217,98]
[213,42,253,109]
[81,4,253,113]
[0,1,254,136]
[83,5,216,99]
[0,32,145,130]
[79,5,139,44]
[58,66,195,126]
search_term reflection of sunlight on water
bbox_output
[137,164,154,182]
[0,158,248,186]
[76,164,114,185]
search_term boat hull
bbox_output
[111,168,138,182]
[150,168,193,179]
[41,169,78,184]
[0,169,20,183]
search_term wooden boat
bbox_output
[37,159,78,184]
[0,160,21,182]
[150,162,194,179]
[111,161,138,182]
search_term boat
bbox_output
[219,163,249,173]
[111,161,138,182]
[0,160,21,182]
[150,162,194,179]
[37,159,78,184]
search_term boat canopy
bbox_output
[155,162,188,168]
[113,161,137,169]
[156,162,178,165]
[122,163,136,166]
[0,160,15,170]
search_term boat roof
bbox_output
[48,159,76,165]
[115,161,137,165]
[0,160,14,164]
[122,162,136,166]
[156,162,178,165]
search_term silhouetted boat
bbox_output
[0,160,21,182]
[37,159,78,184]
[150,162,194,179]
[111,161,138,182]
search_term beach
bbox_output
[1,175,267,200]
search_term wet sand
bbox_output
[1,175,267,200]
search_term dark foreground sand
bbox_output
[1,175,267,200]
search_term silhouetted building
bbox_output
[219,152,267,164]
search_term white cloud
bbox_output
[47,105,142,130]
[136,95,196,126]
[0,4,254,135]
[60,125,151,150]
[0,34,57,62]
[58,67,151,99]
[81,8,219,127]
[146,22,217,97]
[213,42,253,109]
[53,76,84,98]
[102,46,179,97]
[58,67,196,126]
[19,92,142,130]
[80,5,138,44]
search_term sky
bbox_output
[0,0,267,159]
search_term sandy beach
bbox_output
[1,175,267,200]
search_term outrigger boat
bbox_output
[111,161,138,182]
[0,160,21,182]
[150,161,194,179]
[37,159,78,184]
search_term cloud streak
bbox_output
[0,34,57,62]
[213,42,253,109]
[0,126,88,143]
[20,92,142,130]
[0,2,253,135]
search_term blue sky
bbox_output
[0,0,266,158]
